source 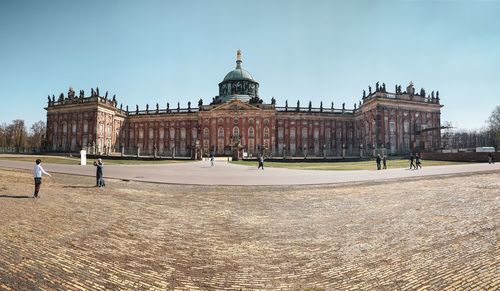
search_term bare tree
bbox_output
[28,120,46,151]
[0,123,7,148]
[9,120,28,152]
[487,105,500,149]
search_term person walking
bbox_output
[382,155,387,169]
[94,158,105,188]
[33,159,51,198]
[415,153,422,169]
[488,153,493,164]
[210,153,215,167]
[409,153,415,169]
[258,155,264,170]
[376,154,381,170]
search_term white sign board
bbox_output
[80,150,87,166]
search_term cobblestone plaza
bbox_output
[0,168,498,290]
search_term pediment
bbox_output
[210,100,261,111]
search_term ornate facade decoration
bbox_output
[45,51,442,158]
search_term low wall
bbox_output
[421,152,496,162]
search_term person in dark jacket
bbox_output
[409,153,415,169]
[382,155,387,169]
[94,158,105,188]
[415,153,422,169]
[376,154,381,170]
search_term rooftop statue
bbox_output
[156,103,159,113]
[68,87,75,99]
[198,98,203,107]
[369,86,372,95]
[376,82,379,92]
[363,90,366,98]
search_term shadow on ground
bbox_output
[0,194,32,199]
[62,185,97,189]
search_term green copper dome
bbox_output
[217,50,260,103]
[223,68,255,82]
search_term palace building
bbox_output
[45,50,442,158]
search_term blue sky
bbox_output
[1,0,499,130]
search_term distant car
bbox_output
[476,147,495,153]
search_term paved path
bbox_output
[1,159,499,185]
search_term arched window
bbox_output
[233,127,239,137]
[248,127,254,138]
[218,127,224,138]
[264,127,270,139]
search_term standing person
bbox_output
[376,154,381,170]
[33,159,51,198]
[409,153,415,169]
[382,155,387,170]
[415,153,422,169]
[258,155,264,170]
[94,158,105,188]
[210,153,215,167]
[488,153,493,164]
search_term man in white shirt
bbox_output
[33,159,51,198]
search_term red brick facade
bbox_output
[45,89,441,157]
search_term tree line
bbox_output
[443,105,500,151]
[0,120,46,153]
